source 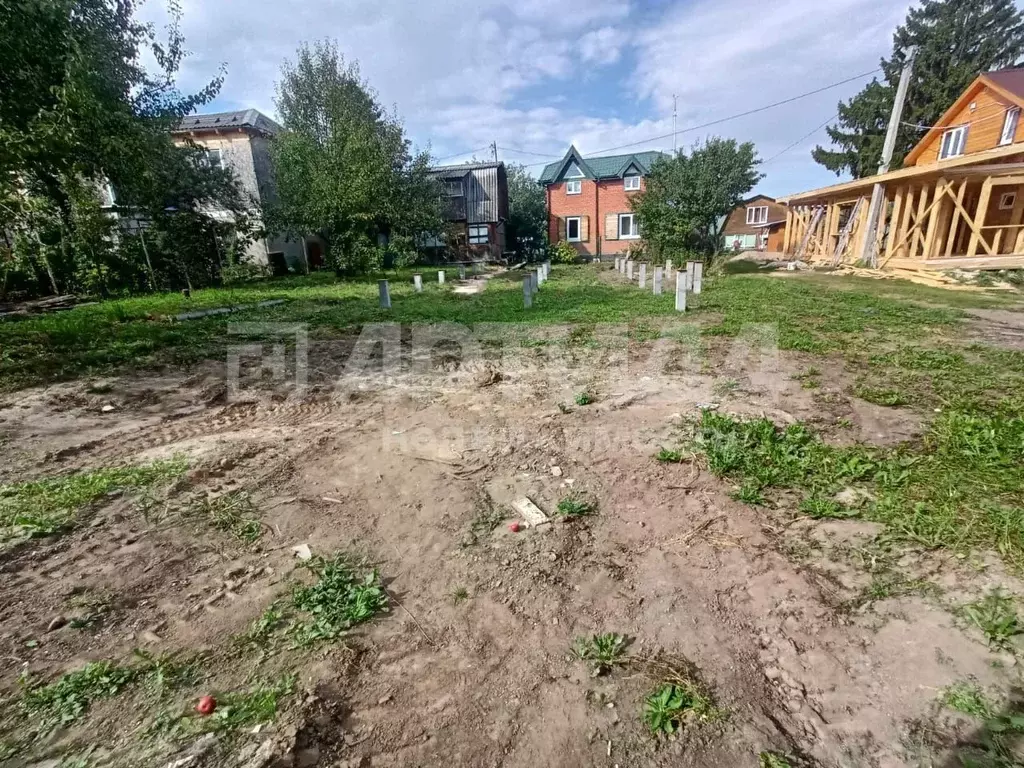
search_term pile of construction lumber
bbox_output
[830,265,1007,291]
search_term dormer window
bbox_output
[565,162,585,178]
[939,125,968,159]
[746,205,768,225]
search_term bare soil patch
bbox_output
[0,336,1019,768]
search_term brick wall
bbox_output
[548,177,645,256]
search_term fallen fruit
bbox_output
[195,695,217,715]
[509,522,521,533]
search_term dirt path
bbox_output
[0,336,1019,768]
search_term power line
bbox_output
[432,148,491,165]
[520,67,882,168]
[762,114,837,165]
[497,145,562,158]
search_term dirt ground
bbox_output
[0,323,1021,768]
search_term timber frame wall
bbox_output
[782,153,1024,271]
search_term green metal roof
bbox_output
[538,149,668,183]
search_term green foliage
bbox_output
[573,391,594,406]
[656,448,684,463]
[506,163,547,258]
[631,138,762,256]
[21,661,137,730]
[943,681,996,718]
[188,492,263,543]
[0,0,249,299]
[240,604,287,649]
[732,483,766,505]
[189,677,295,735]
[556,492,596,517]
[451,587,469,605]
[269,41,441,275]
[814,0,1024,176]
[642,682,718,736]
[289,554,388,647]
[960,590,1022,649]
[0,459,187,541]
[548,240,577,264]
[572,633,628,676]
[759,753,793,768]
[689,407,1024,566]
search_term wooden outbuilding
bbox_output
[781,67,1024,271]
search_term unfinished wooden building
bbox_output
[781,68,1024,271]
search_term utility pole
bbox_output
[858,48,916,266]
[491,141,498,163]
[672,95,678,154]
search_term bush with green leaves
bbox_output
[549,240,577,264]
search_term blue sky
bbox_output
[146,0,914,197]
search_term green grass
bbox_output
[688,408,1024,568]
[0,459,187,541]
[572,633,628,676]
[189,677,295,735]
[451,586,470,605]
[186,492,263,543]
[288,554,388,647]
[758,753,793,768]
[556,491,596,517]
[21,661,138,730]
[959,590,1022,650]
[943,681,996,718]
[655,448,684,463]
[239,604,287,649]
[6,265,1011,395]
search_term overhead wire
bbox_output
[762,114,838,165]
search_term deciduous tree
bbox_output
[505,164,547,258]
[269,41,441,274]
[631,139,762,256]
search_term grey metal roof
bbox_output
[174,109,282,136]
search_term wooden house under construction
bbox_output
[781,67,1024,271]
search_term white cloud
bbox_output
[579,27,625,65]
[144,0,915,193]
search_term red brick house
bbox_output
[539,146,668,257]
[721,195,788,253]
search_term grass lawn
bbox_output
[2,262,1020,394]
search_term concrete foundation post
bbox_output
[378,280,392,309]
[675,272,687,312]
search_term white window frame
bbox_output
[746,205,768,225]
[566,216,582,242]
[468,224,489,244]
[566,179,582,195]
[445,180,464,197]
[939,125,968,160]
[1000,192,1017,211]
[565,162,585,178]
[618,213,640,240]
[206,147,223,169]
[1000,107,1020,146]
[624,174,641,191]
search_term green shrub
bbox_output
[549,240,577,264]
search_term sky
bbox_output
[143,0,915,197]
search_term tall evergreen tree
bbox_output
[813,0,1024,178]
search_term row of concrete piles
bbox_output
[610,256,703,311]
